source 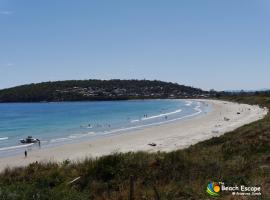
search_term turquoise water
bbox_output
[0,99,210,157]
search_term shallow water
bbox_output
[0,99,210,157]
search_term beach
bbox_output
[0,99,267,171]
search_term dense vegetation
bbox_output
[0,79,209,102]
[0,95,270,200]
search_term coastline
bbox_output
[0,99,267,171]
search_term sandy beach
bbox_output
[0,99,267,171]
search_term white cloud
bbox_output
[0,11,14,15]
[7,63,14,67]
[1,62,15,68]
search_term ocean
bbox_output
[0,99,210,157]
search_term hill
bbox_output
[0,79,209,102]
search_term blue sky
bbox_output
[0,0,269,91]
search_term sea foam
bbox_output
[0,143,33,151]
[100,105,203,136]
[141,109,182,121]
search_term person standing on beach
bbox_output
[24,150,27,158]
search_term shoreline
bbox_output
[0,99,267,171]
[0,99,205,157]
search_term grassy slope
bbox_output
[0,96,270,200]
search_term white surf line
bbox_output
[0,137,8,141]
[50,137,72,143]
[50,133,96,143]
[130,119,140,123]
[68,132,96,139]
[141,109,182,121]
[101,103,203,136]
[0,143,34,151]
[185,100,193,106]
[131,101,195,123]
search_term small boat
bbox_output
[20,136,40,144]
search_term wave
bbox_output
[0,137,8,141]
[141,109,182,121]
[101,105,202,136]
[130,119,139,123]
[68,132,96,139]
[0,143,34,151]
[185,101,193,106]
[50,137,72,143]
[50,132,97,143]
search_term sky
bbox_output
[0,0,270,91]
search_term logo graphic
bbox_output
[206,182,220,196]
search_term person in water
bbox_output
[24,150,27,158]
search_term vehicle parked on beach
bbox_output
[20,136,40,144]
